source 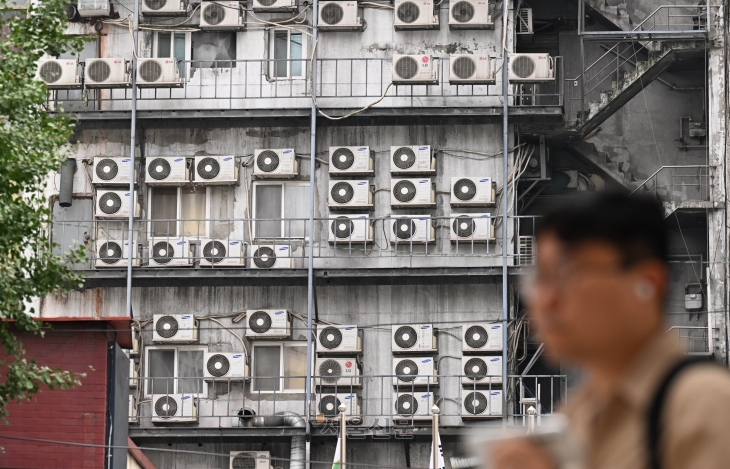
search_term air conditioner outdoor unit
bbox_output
[517,236,535,265]
[461,356,503,386]
[328,180,373,210]
[199,239,246,267]
[254,149,298,178]
[329,215,373,244]
[149,238,192,267]
[328,146,373,176]
[516,7,533,34]
[316,394,360,419]
[394,0,438,29]
[463,323,503,353]
[449,54,495,84]
[450,214,495,243]
[95,240,138,268]
[449,0,493,29]
[509,54,555,83]
[393,357,438,387]
[151,394,198,423]
[153,314,199,343]
[92,157,136,186]
[245,309,291,338]
[194,155,239,184]
[204,352,249,381]
[95,190,140,219]
[137,58,183,87]
[142,0,187,16]
[84,58,130,88]
[450,177,495,207]
[390,215,434,244]
[392,55,439,84]
[461,390,503,419]
[252,0,297,12]
[392,324,437,354]
[319,1,364,31]
[317,325,362,354]
[130,358,138,388]
[129,395,138,424]
[78,0,110,16]
[390,178,435,208]
[250,245,294,269]
[390,145,435,175]
[393,392,434,422]
[146,157,189,185]
[200,1,246,29]
[36,59,81,89]
[229,452,271,469]
[316,357,361,387]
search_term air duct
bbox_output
[59,158,76,207]
[250,411,306,469]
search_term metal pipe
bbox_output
[251,412,306,469]
[126,0,140,320]
[340,404,347,469]
[501,0,509,425]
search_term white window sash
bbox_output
[251,342,309,393]
[268,29,306,80]
[144,345,208,398]
[147,186,209,239]
[251,181,310,240]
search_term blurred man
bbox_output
[492,193,730,469]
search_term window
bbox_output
[145,346,207,396]
[251,343,308,392]
[252,182,310,239]
[148,186,207,238]
[154,31,190,77]
[269,30,305,79]
[192,32,237,68]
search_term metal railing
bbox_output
[666,325,711,355]
[630,165,713,206]
[631,4,708,32]
[47,57,564,112]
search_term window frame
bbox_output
[268,29,307,80]
[250,342,310,394]
[251,181,311,240]
[152,31,192,78]
[144,345,209,398]
[147,185,210,239]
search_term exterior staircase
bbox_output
[563,141,636,191]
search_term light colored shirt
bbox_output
[563,333,730,469]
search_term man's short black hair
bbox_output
[536,192,668,266]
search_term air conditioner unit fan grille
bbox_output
[319,395,342,418]
[451,1,474,22]
[452,56,477,80]
[203,240,226,264]
[453,216,476,238]
[144,0,167,10]
[257,0,276,5]
[464,357,488,380]
[319,327,343,349]
[252,246,276,268]
[396,1,420,23]
[95,158,119,180]
[87,60,111,82]
[155,315,179,338]
[465,325,488,348]
[331,148,355,170]
[257,150,280,172]
[154,395,178,417]
[40,61,63,83]
[464,391,488,415]
[453,178,477,200]
[396,394,418,415]
[394,56,419,79]
[395,359,418,382]
[152,241,175,264]
[99,192,122,214]
[393,180,417,203]
[319,359,343,384]
[99,241,123,264]
[206,354,231,377]
[232,454,257,469]
[197,157,221,179]
[331,182,355,204]
[321,2,344,24]
[203,3,226,25]
[394,325,418,349]
[140,59,163,82]
[331,217,355,239]
[392,147,416,169]
[149,158,172,180]
[393,219,417,240]
[512,56,536,79]
[249,311,273,333]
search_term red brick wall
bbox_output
[1,323,110,469]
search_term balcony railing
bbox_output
[630,165,713,210]
[47,57,564,113]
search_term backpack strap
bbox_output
[647,357,711,469]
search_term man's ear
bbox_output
[632,259,669,303]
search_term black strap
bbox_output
[647,356,712,469]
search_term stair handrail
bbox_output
[630,165,711,195]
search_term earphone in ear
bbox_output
[634,280,655,301]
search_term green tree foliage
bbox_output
[0,0,90,422]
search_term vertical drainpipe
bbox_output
[126,0,140,320]
[305,1,319,467]
[501,0,510,425]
